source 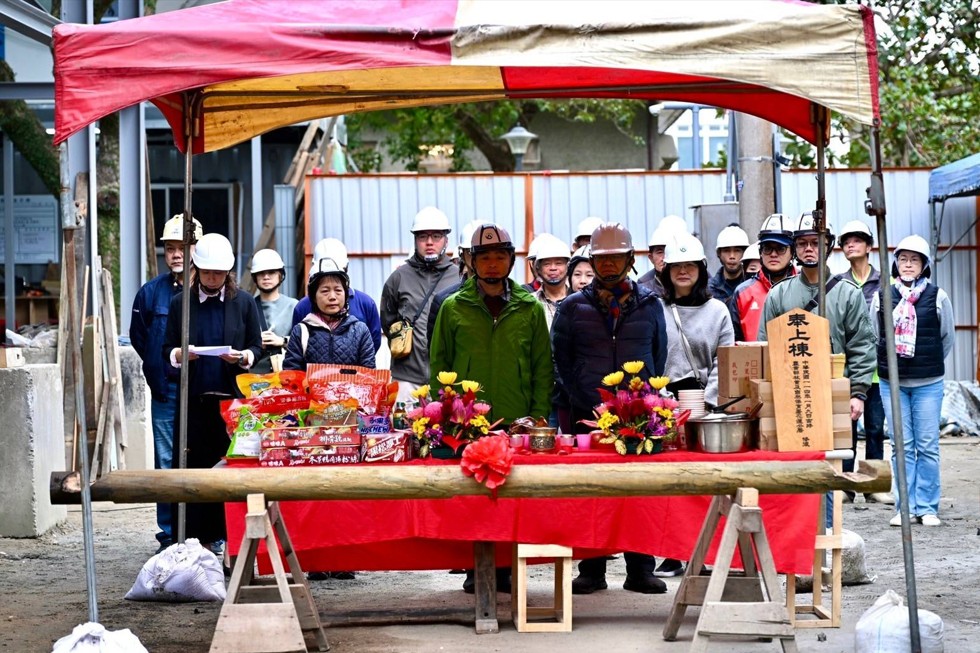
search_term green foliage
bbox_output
[788,0,980,168]
[347,99,644,172]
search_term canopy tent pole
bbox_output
[59,142,99,621]
[813,106,828,313]
[176,92,201,543]
[866,121,921,653]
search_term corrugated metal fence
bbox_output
[306,169,977,381]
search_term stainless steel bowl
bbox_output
[527,426,557,452]
[691,416,753,453]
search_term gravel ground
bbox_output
[2,439,978,652]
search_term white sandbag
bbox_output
[125,538,226,602]
[51,622,148,653]
[841,528,876,585]
[855,589,944,653]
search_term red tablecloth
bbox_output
[226,450,823,575]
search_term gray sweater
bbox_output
[660,298,735,406]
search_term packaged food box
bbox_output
[358,414,392,435]
[259,426,360,449]
[259,444,361,466]
[361,431,412,463]
[718,343,769,398]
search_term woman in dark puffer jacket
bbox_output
[283,257,375,370]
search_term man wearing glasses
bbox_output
[758,214,876,500]
[728,213,797,341]
[381,207,459,402]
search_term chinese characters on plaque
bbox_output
[768,309,833,451]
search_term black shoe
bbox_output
[571,574,608,595]
[623,574,668,594]
[496,573,512,594]
[154,540,173,555]
[653,558,685,578]
[307,571,330,581]
[330,571,356,580]
[463,571,475,594]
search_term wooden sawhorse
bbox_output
[211,494,329,653]
[663,488,797,652]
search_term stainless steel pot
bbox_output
[690,415,754,453]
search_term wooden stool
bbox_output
[210,494,329,653]
[663,488,798,652]
[511,543,573,633]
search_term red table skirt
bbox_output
[226,450,823,575]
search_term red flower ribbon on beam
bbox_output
[460,434,514,499]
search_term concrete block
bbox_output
[119,345,153,471]
[0,364,67,537]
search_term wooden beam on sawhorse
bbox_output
[210,493,329,653]
[663,488,798,652]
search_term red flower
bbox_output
[460,434,514,499]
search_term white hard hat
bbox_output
[191,233,235,271]
[664,233,707,265]
[459,220,483,251]
[794,211,835,240]
[250,248,285,274]
[313,238,349,269]
[589,223,634,256]
[534,236,571,262]
[160,214,203,242]
[648,215,689,248]
[715,225,750,250]
[742,242,761,261]
[411,206,452,233]
[892,234,932,279]
[758,213,794,246]
[528,233,560,261]
[838,220,874,247]
[576,217,605,240]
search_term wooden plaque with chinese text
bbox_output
[767,309,833,451]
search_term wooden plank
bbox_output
[209,604,305,653]
[768,309,833,451]
[473,541,499,634]
[698,602,795,637]
[100,269,128,465]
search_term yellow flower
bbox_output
[437,371,458,385]
[602,371,624,387]
[648,376,670,391]
[622,361,645,375]
[469,415,490,435]
[460,380,480,394]
[411,417,430,436]
[656,407,673,419]
[629,377,645,391]
[411,384,430,400]
[596,412,619,434]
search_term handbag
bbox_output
[388,268,449,360]
[670,304,706,389]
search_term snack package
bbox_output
[307,364,391,415]
[220,394,312,436]
[260,426,361,449]
[307,400,359,428]
[358,414,392,435]
[259,445,361,466]
[227,430,262,457]
[236,370,306,398]
[361,432,412,463]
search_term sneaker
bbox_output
[889,513,904,527]
[865,492,895,505]
[623,574,668,594]
[307,571,330,581]
[920,514,941,527]
[654,558,685,578]
[571,574,608,595]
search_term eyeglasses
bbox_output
[415,232,446,242]
[760,244,789,255]
[794,239,821,251]
[897,255,922,265]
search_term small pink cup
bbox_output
[510,434,524,450]
[522,433,530,449]
[575,433,591,450]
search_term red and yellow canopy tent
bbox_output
[51,0,919,638]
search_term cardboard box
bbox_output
[718,343,769,398]
[756,414,853,451]
[259,444,361,466]
[0,347,25,368]
[749,378,850,418]
[833,413,853,450]
[259,426,360,449]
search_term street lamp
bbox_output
[500,125,538,171]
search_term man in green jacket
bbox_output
[430,223,554,426]
[758,213,876,490]
[429,223,553,595]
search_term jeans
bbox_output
[879,378,943,517]
[864,383,886,461]
[151,382,177,544]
